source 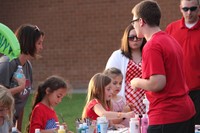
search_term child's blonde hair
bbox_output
[82,73,111,119]
[0,85,14,125]
[103,67,123,79]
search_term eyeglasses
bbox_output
[131,18,140,25]
[128,35,142,42]
[182,6,198,12]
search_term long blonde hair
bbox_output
[82,73,111,119]
[0,85,14,125]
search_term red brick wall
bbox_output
[0,0,181,90]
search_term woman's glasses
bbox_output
[128,35,142,42]
[182,6,198,12]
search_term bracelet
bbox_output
[117,112,122,118]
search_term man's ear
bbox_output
[139,18,146,27]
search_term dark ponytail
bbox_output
[26,75,67,132]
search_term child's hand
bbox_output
[125,111,135,118]
[61,122,73,133]
[114,124,125,129]
[61,122,68,131]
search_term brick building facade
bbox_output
[0,0,181,90]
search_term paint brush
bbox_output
[59,113,65,123]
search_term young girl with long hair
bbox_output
[82,73,134,124]
[0,85,14,133]
[27,75,72,133]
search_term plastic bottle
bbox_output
[11,127,18,133]
[96,116,108,133]
[35,128,40,133]
[83,123,89,133]
[58,125,65,133]
[78,124,86,133]
[141,114,148,133]
[143,95,149,114]
[195,125,200,133]
[129,117,139,133]
[14,65,24,79]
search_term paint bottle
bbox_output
[195,125,200,133]
[129,117,139,133]
[141,114,148,133]
[143,95,149,114]
[35,128,40,133]
[11,127,18,133]
[83,123,89,133]
[58,125,65,133]
[96,116,108,133]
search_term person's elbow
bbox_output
[149,75,166,92]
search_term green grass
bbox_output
[22,93,86,133]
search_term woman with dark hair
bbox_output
[106,24,146,115]
[0,24,45,131]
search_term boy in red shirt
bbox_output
[130,0,195,133]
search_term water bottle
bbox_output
[14,65,24,79]
[11,127,18,133]
[35,128,40,133]
[129,117,139,133]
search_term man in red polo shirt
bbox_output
[166,0,200,125]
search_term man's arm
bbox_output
[131,75,166,92]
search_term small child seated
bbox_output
[103,67,133,127]
[82,73,134,129]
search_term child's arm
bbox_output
[40,129,74,133]
[93,103,135,120]
[123,103,135,112]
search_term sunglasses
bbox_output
[182,6,198,12]
[128,35,142,42]
[34,25,40,31]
